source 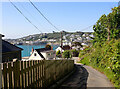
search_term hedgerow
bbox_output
[79,39,120,88]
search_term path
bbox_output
[59,63,114,89]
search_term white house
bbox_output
[63,41,72,46]
[28,48,56,60]
[56,45,71,52]
[86,37,92,41]
[89,34,94,38]
[81,43,88,46]
[56,46,64,52]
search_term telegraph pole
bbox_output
[61,31,63,47]
[60,31,63,58]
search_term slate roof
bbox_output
[2,40,23,53]
[37,52,45,59]
[60,45,71,50]
[35,48,51,59]
[35,48,51,53]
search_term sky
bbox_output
[1,1,119,39]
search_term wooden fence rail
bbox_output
[1,59,74,88]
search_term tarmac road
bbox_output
[59,63,114,89]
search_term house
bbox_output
[2,40,23,63]
[89,34,94,38]
[0,34,4,89]
[81,43,88,46]
[63,41,72,46]
[56,46,64,52]
[28,48,56,60]
[71,41,83,50]
[0,34,4,63]
[56,45,71,52]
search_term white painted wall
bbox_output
[56,47,64,52]
[28,50,44,60]
[28,50,56,60]
[41,50,55,60]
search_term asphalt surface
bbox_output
[59,63,114,89]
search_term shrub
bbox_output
[71,49,79,57]
[79,39,120,88]
[56,50,61,58]
[62,50,71,59]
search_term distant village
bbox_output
[5,31,94,46]
[1,31,94,63]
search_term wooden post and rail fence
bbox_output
[0,59,74,88]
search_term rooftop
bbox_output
[2,40,23,53]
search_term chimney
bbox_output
[32,47,34,53]
[51,46,53,50]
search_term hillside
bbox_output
[5,31,93,45]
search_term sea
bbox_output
[17,44,59,57]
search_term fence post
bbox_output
[43,60,47,88]
[1,59,74,88]
[13,60,20,88]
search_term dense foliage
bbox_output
[79,6,120,88]
[71,49,79,57]
[93,6,120,42]
[62,50,71,59]
[79,40,120,87]
[56,50,61,58]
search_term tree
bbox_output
[93,14,108,42]
[62,50,71,59]
[56,50,61,58]
[45,44,52,50]
[93,6,120,42]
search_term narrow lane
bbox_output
[84,64,113,87]
[59,63,114,89]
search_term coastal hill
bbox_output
[5,31,93,45]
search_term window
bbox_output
[34,53,37,56]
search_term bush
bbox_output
[79,39,120,88]
[71,49,79,57]
[56,50,61,58]
[62,50,71,59]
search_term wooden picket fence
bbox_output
[1,59,74,88]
